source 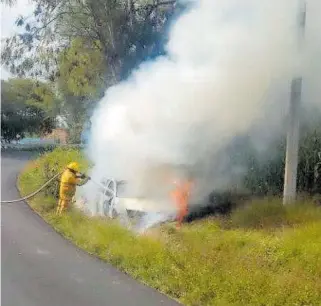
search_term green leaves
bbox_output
[0,0,180,142]
[57,38,105,98]
[1,78,56,142]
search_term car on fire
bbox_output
[74,178,177,220]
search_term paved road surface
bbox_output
[1,151,180,306]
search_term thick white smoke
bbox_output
[81,0,321,222]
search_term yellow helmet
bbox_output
[67,162,79,172]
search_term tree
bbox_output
[1,78,56,142]
[1,0,180,82]
[54,37,106,143]
[1,0,188,143]
[57,38,105,97]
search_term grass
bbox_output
[18,148,321,306]
[229,197,321,230]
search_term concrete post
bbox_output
[283,1,306,204]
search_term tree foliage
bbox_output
[53,38,106,143]
[1,78,56,142]
[57,38,105,98]
[1,0,180,82]
[1,0,184,141]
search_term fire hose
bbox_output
[0,172,62,204]
[0,172,106,204]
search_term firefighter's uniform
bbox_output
[56,162,89,215]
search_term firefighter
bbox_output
[171,177,193,229]
[56,162,90,215]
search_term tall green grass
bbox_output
[18,148,321,306]
[229,198,321,230]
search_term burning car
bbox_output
[73,177,177,221]
[73,162,245,227]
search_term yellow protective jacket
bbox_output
[59,169,89,200]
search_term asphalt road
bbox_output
[1,151,180,306]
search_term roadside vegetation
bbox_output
[18,148,321,306]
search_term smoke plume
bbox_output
[82,0,321,223]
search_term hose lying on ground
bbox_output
[1,172,62,204]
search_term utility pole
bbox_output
[128,0,134,27]
[283,0,306,204]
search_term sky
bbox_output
[1,0,35,80]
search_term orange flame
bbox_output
[170,179,193,229]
